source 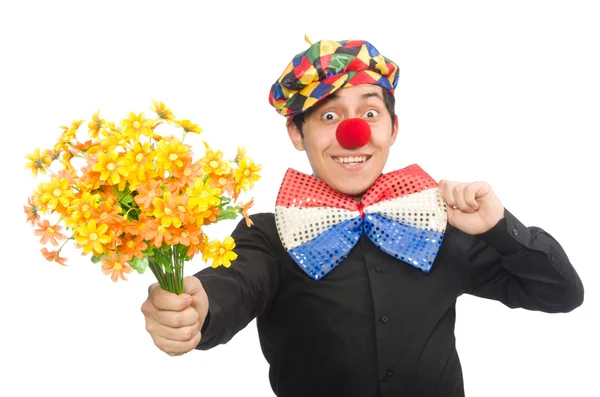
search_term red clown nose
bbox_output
[336,118,371,149]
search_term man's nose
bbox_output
[336,118,371,149]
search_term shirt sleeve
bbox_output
[193,213,280,350]
[463,208,584,313]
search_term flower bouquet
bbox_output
[24,101,261,294]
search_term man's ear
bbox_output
[390,115,399,146]
[287,122,305,151]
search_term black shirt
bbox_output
[194,208,583,397]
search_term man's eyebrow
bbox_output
[362,91,383,101]
[319,91,382,106]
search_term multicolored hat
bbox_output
[268,37,400,118]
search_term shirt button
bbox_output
[512,228,519,236]
[381,316,388,323]
[374,265,381,272]
[386,367,394,376]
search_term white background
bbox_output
[1,1,598,396]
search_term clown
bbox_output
[141,38,584,396]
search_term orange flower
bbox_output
[101,251,133,282]
[44,149,61,163]
[172,222,202,247]
[34,219,67,246]
[209,172,236,198]
[57,169,78,185]
[24,196,40,225]
[134,179,163,210]
[71,139,95,153]
[41,248,68,266]
[240,198,254,227]
[186,233,208,259]
[91,200,125,238]
[172,157,203,188]
[144,222,173,248]
[125,213,154,236]
[117,234,147,260]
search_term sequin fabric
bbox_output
[275,165,448,280]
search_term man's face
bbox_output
[287,84,398,198]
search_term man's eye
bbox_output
[322,111,338,121]
[363,109,379,118]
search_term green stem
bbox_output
[58,236,75,252]
[145,244,187,294]
[147,257,167,289]
[175,245,184,294]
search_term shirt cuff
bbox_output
[475,208,532,255]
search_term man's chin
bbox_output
[330,179,376,199]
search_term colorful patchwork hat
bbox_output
[268,37,400,118]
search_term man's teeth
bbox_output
[334,156,369,164]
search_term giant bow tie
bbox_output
[274,164,448,280]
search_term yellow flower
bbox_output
[25,148,52,177]
[88,111,107,139]
[174,119,202,134]
[74,219,112,254]
[66,191,101,228]
[54,120,83,152]
[235,146,247,163]
[151,100,175,121]
[206,236,238,268]
[38,177,75,212]
[156,138,190,175]
[152,191,184,228]
[200,144,230,176]
[92,150,129,189]
[186,178,221,226]
[124,142,156,190]
[120,112,155,138]
[234,157,262,192]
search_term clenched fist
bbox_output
[141,275,209,356]
[438,179,505,235]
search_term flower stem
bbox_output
[146,244,186,294]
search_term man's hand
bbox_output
[438,179,505,235]
[141,275,209,356]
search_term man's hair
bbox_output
[291,88,396,136]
